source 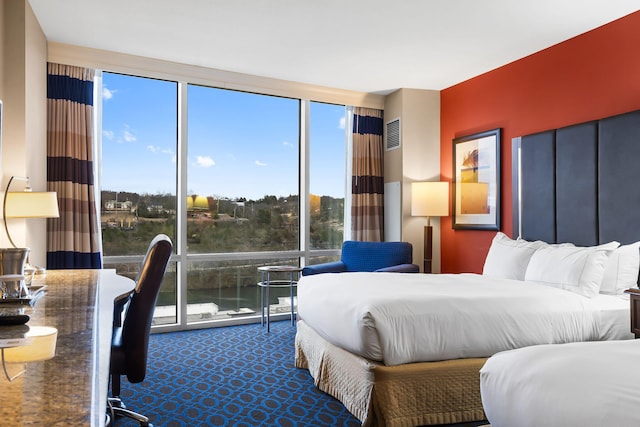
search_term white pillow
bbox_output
[483,232,547,280]
[600,242,640,295]
[524,241,620,298]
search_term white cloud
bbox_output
[103,130,114,140]
[123,130,137,142]
[339,116,346,130]
[282,141,294,149]
[147,146,174,164]
[196,155,215,167]
[103,86,116,100]
[255,160,267,166]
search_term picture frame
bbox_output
[452,128,501,230]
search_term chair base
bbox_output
[107,397,153,427]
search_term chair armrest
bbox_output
[302,261,347,276]
[375,263,420,273]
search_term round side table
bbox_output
[257,265,302,332]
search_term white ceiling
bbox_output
[29,0,640,94]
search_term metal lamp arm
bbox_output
[3,176,30,248]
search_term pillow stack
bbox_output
[482,232,547,281]
[483,232,639,298]
[600,242,640,295]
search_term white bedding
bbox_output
[480,339,640,427]
[297,272,632,366]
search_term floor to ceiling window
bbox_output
[184,85,301,323]
[100,72,346,330]
[309,101,347,251]
[99,72,179,322]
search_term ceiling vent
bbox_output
[386,118,401,151]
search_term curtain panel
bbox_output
[351,107,384,241]
[46,63,102,269]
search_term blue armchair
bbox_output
[302,240,420,276]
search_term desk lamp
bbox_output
[411,182,449,273]
[3,176,60,274]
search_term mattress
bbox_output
[297,272,632,366]
[480,339,640,427]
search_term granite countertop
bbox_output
[0,270,134,427]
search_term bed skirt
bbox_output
[295,320,487,426]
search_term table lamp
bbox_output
[3,176,60,274]
[411,182,449,273]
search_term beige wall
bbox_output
[1,0,48,266]
[384,88,441,272]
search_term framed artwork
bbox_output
[452,128,501,230]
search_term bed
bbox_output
[298,271,630,365]
[479,339,640,427]
[295,109,640,426]
[295,269,632,426]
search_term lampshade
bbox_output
[2,326,58,363]
[4,192,60,219]
[411,182,449,217]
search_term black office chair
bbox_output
[107,234,173,427]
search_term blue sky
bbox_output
[101,72,346,200]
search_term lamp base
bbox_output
[424,225,433,273]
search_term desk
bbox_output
[257,265,301,332]
[0,269,135,427]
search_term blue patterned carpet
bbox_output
[113,321,487,427]
[114,321,361,426]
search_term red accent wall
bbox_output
[440,11,640,273]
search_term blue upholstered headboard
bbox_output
[512,109,640,246]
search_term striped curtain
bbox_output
[351,107,384,241]
[46,63,102,269]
